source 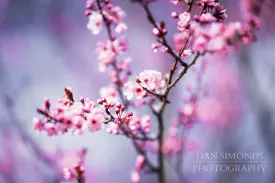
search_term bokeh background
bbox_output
[1,0,275,183]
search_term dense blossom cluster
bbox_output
[32,0,267,183]
[124,70,166,100]
[170,0,261,56]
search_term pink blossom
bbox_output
[59,148,87,181]
[179,12,191,23]
[86,108,105,132]
[33,117,44,132]
[193,36,207,52]
[107,6,126,23]
[113,37,129,54]
[87,12,103,35]
[181,103,194,117]
[136,70,164,91]
[135,155,145,170]
[128,117,139,134]
[207,36,226,51]
[173,32,189,51]
[140,115,151,133]
[115,22,128,34]
[131,171,141,183]
[96,41,116,71]
[44,123,58,136]
[124,82,146,100]
[177,12,190,31]
[106,123,119,134]
[72,116,86,135]
[83,98,96,113]
[100,85,119,103]
[117,57,132,74]
[162,136,182,155]
[182,49,193,56]
[200,13,217,23]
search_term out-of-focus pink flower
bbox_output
[162,136,182,155]
[177,12,191,31]
[33,117,44,132]
[100,85,119,103]
[200,13,217,23]
[59,148,87,181]
[196,62,242,127]
[87,12,103,35]
[140,115,151,133]
[131,171,141,183]
[193,36,207,52]
[45,123,58,136]
[107,123,119,134]
[207,37,226,51]
[115,22,128,34]
[107,6,126,23]
[135,155,145,170]
[181,103,194,117]
[173,32,189,51]
[96,41,116,71]
[113,37,129,54]
[179,12,191,23]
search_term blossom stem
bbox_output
[168,52,200,90]
[141,3,188,67]
[95,0,157,172]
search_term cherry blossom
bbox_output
[177,12,191,31]
[87,108,105,132]
[87,12,103,35]
[131,171,141,183]
[124,82,146,100]
[100,85,119,103]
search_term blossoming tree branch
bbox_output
[32,0,267,183]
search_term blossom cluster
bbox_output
[86,0,130,75]
[61,148,87,182]
[169,0,260,56]
[124,70,166,100]
[33,88,103,136]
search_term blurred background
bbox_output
[0,0,275,183]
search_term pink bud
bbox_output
[128,112,133,116]
[171,12,178,19]
[152,28,160,37]
[135,155,145,170]
[85,11,91,16]
[44,97,50,110]
[80,97,85,104]
[115,109,120,114]
[162,29,168,35]
[97,99,103,105]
